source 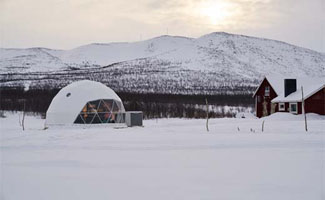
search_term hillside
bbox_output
[1,32,324,94]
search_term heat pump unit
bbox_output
[125,111,143,127]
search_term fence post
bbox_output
[206,98,209,132]
[301,86,307,132]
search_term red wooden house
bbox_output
[253,76,325,118]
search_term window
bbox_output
[265,86,270,97]
[74,99,125,124]
[257,95,261,103]
[279,103,285,111]
[289,103,298,114]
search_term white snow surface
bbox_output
[46,80,125,125]
[1,112,325,200]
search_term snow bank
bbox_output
[263,112,325,121]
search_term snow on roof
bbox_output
[46,80,125,125]
[270,77,325,103]
[264,75,287,95]
[252,75,287,97]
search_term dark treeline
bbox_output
[0,87,60,113]
[118,92,253,106]
[0,87,254,119]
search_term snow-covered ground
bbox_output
[1,112,324,200]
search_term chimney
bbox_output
[284,79,297,97]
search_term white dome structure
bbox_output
[46,80,125,126]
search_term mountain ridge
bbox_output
[2,32,323,53]
[1,32,324,95]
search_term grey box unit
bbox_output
[125,111,143,127]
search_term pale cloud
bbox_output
[0,0,324,52]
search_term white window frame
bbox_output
[265,86,270,97]
[289,102,298,114]
[279,103,285,111]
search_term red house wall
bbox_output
[298,102,302,114]
[277,88,324,115]
[305,87,325,115]
[285,103,289,112]
[254,78,278,118]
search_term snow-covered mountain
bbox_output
[1,32,324,94]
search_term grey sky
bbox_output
[1,0,324,52]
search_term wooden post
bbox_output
[262,120,265,132]
[301,86,307,132]
[205,98,209,132]
[22,100,26,131]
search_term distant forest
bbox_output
[0,87,254,119]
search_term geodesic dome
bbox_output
[46,80,125,126]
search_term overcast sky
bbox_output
[0,0,324,52]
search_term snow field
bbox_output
[1,112,324,200]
